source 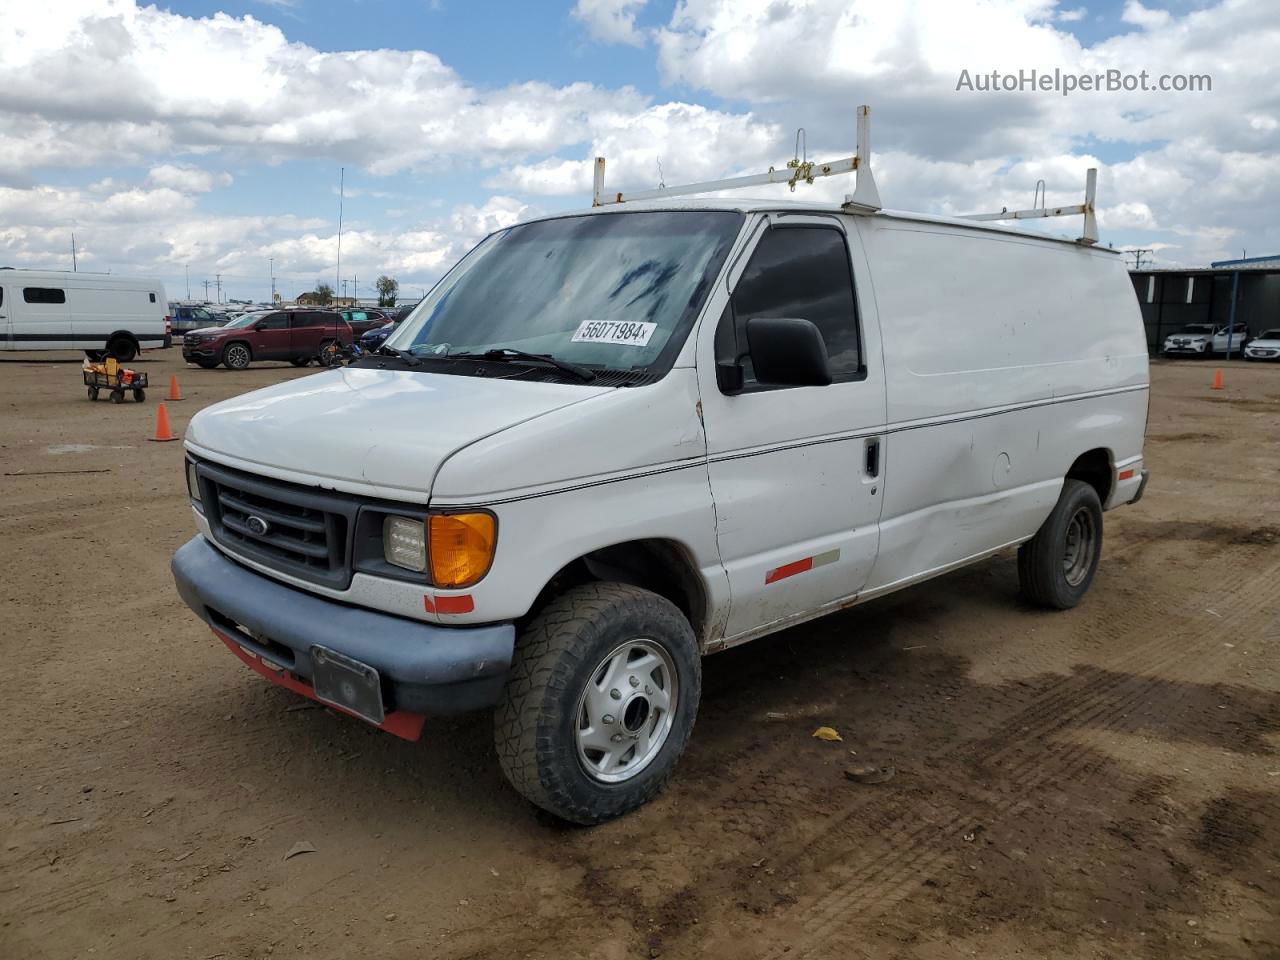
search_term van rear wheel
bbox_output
[494,583,700,824]
[106,336,138,363]
[1018,479,1103,609]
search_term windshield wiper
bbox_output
[375,344,420,366]
[445,348,597,382]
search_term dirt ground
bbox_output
[1,350,1277,960]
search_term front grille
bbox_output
[198,462,357,588]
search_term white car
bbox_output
[172,196,1149,823]
[1244,328,1280,361]
[1162,322,1250,357]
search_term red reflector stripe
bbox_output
[765,557,813,585]
[433,594,475,614]
[1118,469,1136,481]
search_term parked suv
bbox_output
[358,301,421,351]
[182,309,352,369]
[339,308,394,336]
[1162,322,1250,357]
[169,303,223,334]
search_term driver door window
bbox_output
[718,226,863,389]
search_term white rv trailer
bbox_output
[0,269,169,360]
[172,107,1149,824]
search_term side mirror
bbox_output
[745,317,832,387]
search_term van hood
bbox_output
[184,366,610,502]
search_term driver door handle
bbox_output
[864,437,880,478]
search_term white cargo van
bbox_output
[172,117,1149,822]
[0,269,169,360]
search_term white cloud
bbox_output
[148,163,233,193]
[1121,1,1171,30]
[1055,6,1087,22]
[572,0,649,47]
[0,3,759,180]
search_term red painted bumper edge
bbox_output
[213,628,427,742]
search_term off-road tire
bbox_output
[1018,478,1104,610]
[494,582,701,824]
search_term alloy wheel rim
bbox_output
[1062,507,1096,587]
[574,639,678,785]
[228,345,249,367]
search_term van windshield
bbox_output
[388,211,743,376]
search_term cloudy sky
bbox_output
[0,0,1275,303]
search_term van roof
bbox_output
[521,197,1120,253]
[0,268,165,286]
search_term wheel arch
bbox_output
[526,538,710,645]
[1065,447,1113,506]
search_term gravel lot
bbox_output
[1,350,1277,960]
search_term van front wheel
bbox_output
[494,583,701,824]
[1018,478,1103,609]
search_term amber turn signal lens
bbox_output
[428,512,496,588]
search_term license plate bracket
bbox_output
[310,646,385,725]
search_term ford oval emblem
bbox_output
[245,515,270,537]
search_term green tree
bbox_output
[376,275,399,307]
[314,282,334,305]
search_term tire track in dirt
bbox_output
[752,552,1280,959]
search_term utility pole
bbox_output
[71,232,78,272]
[341,279,349,301]
[185,264,191,299]
[269,258,276,304]
[335,167,344,302]
[215,274,222,303]
[1127,248,1154,270]
[203,279,210,300]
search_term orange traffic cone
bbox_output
[167,374,184,401]
[1211,368,1224,390]
[148,402,179,442]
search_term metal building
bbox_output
[1129,255,1280,354]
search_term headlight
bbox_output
[186,460,201,503]
[429,512,497,588]
[383,516,427,572]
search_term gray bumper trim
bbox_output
[171,536,515,714]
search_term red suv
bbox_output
[182,309,353,370]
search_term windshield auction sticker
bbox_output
[570,319,657,347]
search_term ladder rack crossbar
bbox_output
[960,167,1098,245]
[592,105,881,212]
[965,203,1087,222]
[593,157,857,206]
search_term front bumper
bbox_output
[182,343,219,360]
[172,536,516,736]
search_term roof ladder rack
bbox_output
[960,168,1099,245]
[592,105,882,212]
